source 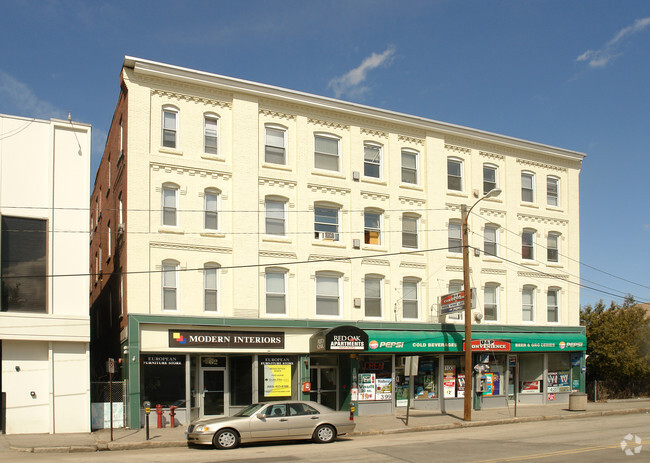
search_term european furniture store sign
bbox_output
[169,330,285,349]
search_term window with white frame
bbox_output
[403,278,419,319]
[363,143,381,178]
[107,221,112,257]
[204,189,219,230]
[483,164,498,195]
[119,116,123,156]
[547,232,559,263]
[314,134,340,171]
[547,287,559,323]
[315,272,340,316]
[401,149,418,184]
[448,280,464,320]
[364,275,382,318]
[118,192,123,225]
[162,184,178,227]
[521,171,535,203]
[448,221,462,253]
[204,114,219,155]
[314,204,340,241]
[162,107,178,148]
[364,209,382,245]
[402,215,418,249]
[484,224,498,257]
[547,176,559,207]
[265,269,287,314]
[484,284,498,321]
[522,285,535,322]
[265,198,286,236]
[204,264,219,312]
[162,260,178,311]
[447,158,463,191]
[265,125,286,164]
[522,229,535,260]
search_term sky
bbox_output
[0,0,649,309]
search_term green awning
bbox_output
[364,330,586,353]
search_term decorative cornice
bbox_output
[479,207,506,218]
[517,158,567,173]
[361,127,388,139]
[259,177,297,189]
[517,271,569,280]
[399,196,426,207]
[517,213,568,226]
[479,150,505,161]
[259,108,296,121]
[259,250,297,259]
[445,144,471,156]
[481,268,507,275]
[150,242,232,254]
[308,118,349,131]
[398,134,425,146]
[400,261,426,269]
[362,258,390,266]
[151,88,231,109]
[445,203,463,212]
[307,183,351,196]
[308,254,351,263]
[446,265,464,273]
[360,190,390,202]
[151,162,232,180]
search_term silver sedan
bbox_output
[186,401,355,449]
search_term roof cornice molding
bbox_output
[124,57,586,163]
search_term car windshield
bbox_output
[233,403,266,417]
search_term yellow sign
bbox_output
[263,364,292,397]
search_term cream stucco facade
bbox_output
[0,114,91,434]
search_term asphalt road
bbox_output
[2,413,647,462]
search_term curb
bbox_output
[6,407,649,453]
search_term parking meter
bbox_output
[143,401,151,440]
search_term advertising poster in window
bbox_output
[375,378,392,400]
[358,373,376,401]
[547,371,559,393]
[483,373,501,396]
[443,365,456,398]
[521,380,541,393]
[263,364,292,397]
[396,377,409,407]
[456,374,465,398]
[558,371,571,392]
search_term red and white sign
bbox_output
[463,339,511,351]
[521,380,541,393]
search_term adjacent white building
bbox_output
[0,114,91,434]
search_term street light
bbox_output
[462,188,502,421]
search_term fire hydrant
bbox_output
[156,404,163,428]
[169,405,177,428]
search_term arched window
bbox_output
[364,274,383,318]
[403,278,420,320]
[162,259,179,311]
[484,283,499,321]
[162,183,179,227]
[204,188,220,231]
[204,113,219,155]
[547,232,560,263]
[547,287,560,323]
[314,202,341,241]
[483,163,498,195]
[447,157,463,191]
[204,263,219,312]
[402,214,419,249]
[162,105,179,148]
[547,176,559,207]
[448,220,462,253]
[522,228,535,260]
[363,142,382,179]
[401,149,418,184]
[265,196,287,236]
[265,124,286,164]
[364,208,383,245]
[521,171,535,203]
[522,285,536,322]
[265,268,287,315]
[484,224,498,257]
[314,133,340,172]
[315,271,341,316]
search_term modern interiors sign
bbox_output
[169,330,284,349]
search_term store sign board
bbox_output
[201,357,226,368]
[142,355,183,366]
[310,326,368,352]
[169,330,284,349]
[463,339,511,351]
[440,290,475,314]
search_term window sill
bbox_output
[401,248,424,255]
[361,177,387,186]
[200,231,226,238]
[158,227,185,235]
[546,205,564,213]
[446,190,467,198]
[263,313,289,318]
[447,253,463,259]
[361,245,388,252]
[201,153,226,162]
[311,169,346,180]
[521,260,538,266]
[263,236,293,244]
[159,147,183,156]
[520,202,539,209]
[400,183,423,192]
[262,162,292,172]
[312,240,346,249]
[482,256,502,263]
[547,262,563,268]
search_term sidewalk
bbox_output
[1,399,649,453]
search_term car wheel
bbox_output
[212,428,240,450]
[313,424,336,443]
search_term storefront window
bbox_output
[230,356,252,406]
[141,354,186,407]
[358,355,392,401]
[519,354,543,394]
[258,356,297,402]
[442,356,466,398]
[414,356,438,399]
[547,353,571,393]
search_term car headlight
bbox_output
[194,425,212,433]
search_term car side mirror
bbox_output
[256,412,266,420]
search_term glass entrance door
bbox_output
[309,366,338,410]
[201,368,225,417]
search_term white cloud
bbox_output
[328,46,396,99]
[644,224,650,231]
[0,69,65,120]
[576,17,650,68]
